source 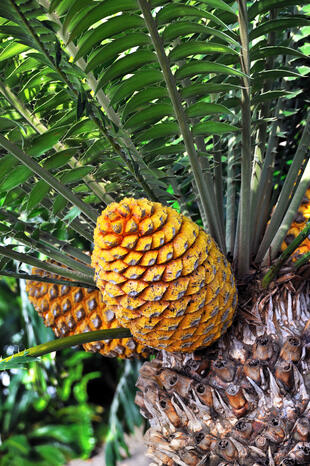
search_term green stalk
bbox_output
[294,251,310,270]
[262,220,310,287]
[256,112,310,262]
[196,135,225,244]
[0,81,113,205]
[251,100,281,253]
[0,135,99,224]
[213,135,225,241]
[250,9,276,209]
[89,110,159,202]
[0,245,94,285]
[137,0,225,251]
[0,270,96,289]
[0,328,131,369]
[236,0,251,275]
[262,158,310,264]
[226,134,237,254]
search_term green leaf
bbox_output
[62,205,81,222]
[59,166,93,184]
[198,0,235,14]
[135,122,179,142]
[124,103,174,131]
[85,32,151,73]
[248,0,310,20]
[252,90,292,105]
[43,149,78,170]
[27,179,51,211]
[169,42,238,61]
[64,119,97,138]
[163,21,239,46]
[76,90,87,119]
[110,69,163,106]
[181,82,240,99]
[21,70,57,91]
[0,165,32,191]
[123,87,168,119]
[0,356,39,371]
[157,4,228,28]
[34,445,66,465]
[30,425,75,443]
[143,143,185,156]
[27,126,69,157]
[49,0,65,12]
[251,46,307,61]
[7,56,40,79]
[249,18,310,41]
[254,69,303,80]
[186,102,233,117]
[34,90,69,114]
[75,14,144,63]
[192,121,239,136]
[0,42,29,62]
[63,0,91,34]
[67,0,138,43]
[53,194,67,215]
[175,61,246,80]
[55,39,62,66]
[0,117,21,131]
[96,50,157,91]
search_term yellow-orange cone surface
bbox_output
[281,187,310,261]
[26,267,149,358]
[92,198,237,352]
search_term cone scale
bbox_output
[281,187,310,261]
[135,279,310,465]
[92,198,237,353]
[26,267,148,358]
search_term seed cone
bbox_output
[92,198,237,352]
[136,279,310,465]
[281,187,310,261]
[26,267,149,358]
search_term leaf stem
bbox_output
[0,245,95,285]
[263,158,310,264]
[236,0,251,275]
[262,220,310,288]
[0,270,96,289]
[294,251,310,270]
[226,134,237,254]
[0,208,91,265]
[0,80,113,205]
[39,0,160,202]
[251,100,281,253]
[137,0,225,251]
[0,135,99,224]
[256,112,310,262]
[0,328,132,368]
[13,233,93,276]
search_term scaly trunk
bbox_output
[136,275,310,465]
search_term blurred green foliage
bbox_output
[0,277,143,466]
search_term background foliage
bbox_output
[0,277,143,465]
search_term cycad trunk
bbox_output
[136,274,310,465]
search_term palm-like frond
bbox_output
[0,0,309,276]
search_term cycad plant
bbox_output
[0,0,310,464]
